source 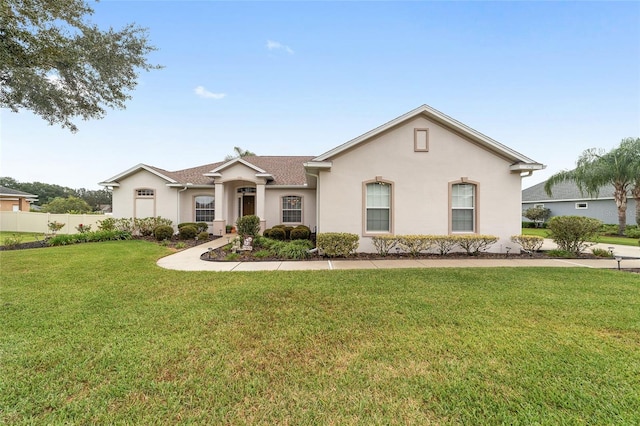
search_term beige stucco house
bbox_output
[0,186,38,212]
[100,105,544,252]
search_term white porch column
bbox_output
[256,182,267,232]
[213,182,226,236]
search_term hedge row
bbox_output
[48,230,132,246]
[371,234,500,256]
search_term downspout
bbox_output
[177,186,188,229]
[307,172,320,234]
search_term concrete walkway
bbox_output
[156,235,640,272]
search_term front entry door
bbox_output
[242,195,255,216]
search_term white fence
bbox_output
[0,211,110,235]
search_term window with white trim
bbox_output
[195,196,215,222]
[451,183,476,232]
[282,196,302,223]
[366,182,391,232]
[575,202,588,209]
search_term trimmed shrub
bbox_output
[290,226,310,240]
[197,231,210,241]
[456,235,498,255]
[269,227,286,240]
[432,236,457,255]
[547,216,602,255]
[154,225,174,241]
[371,235,399,256]
[510,235,544,252]
[97,217,116,231]
[196,222,208,233]
[136,217,172,236]
[236,215,261,238]
[178,225,198,240]
[398,235,434,256]
[316,233,359,257]
[262,228,271,238]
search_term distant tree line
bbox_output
[0,177,111,213]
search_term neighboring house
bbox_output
[0,186,38,212]
[522,181,637,226]
[100,105,544,252]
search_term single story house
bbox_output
[0,186,38,212]
[100,105,544,252]
[522,180,637,226]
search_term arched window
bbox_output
[451,182,476,232]
[195,196,215,222]
[282,196,302,223]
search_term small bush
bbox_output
[97,217,116,231]
[591,248,613,258]
[175,242,187,249]
[456,235,498,255]
[600,224,620,236]
[75,223,92,233]
[197,231,210,241]
[47,230,131,246]
[253,250,271,259]
[371,235,399,256]
[224,253,239,261]
[276,240,313,260]
[154,225,174,241]
[398,235,434,256]
[623,227,640,239]
[262,228,272,238]
[522,221,537,229]
[290,227,310,240]
[432,236,457,255]
[135,217,172,236]
[510,235,544,252]
[547,249,574,258]
[236,215,261,238]
[522,207,551,228]
[269,227,286,240]
[3,234,23,248]
[178,225,198,240]
[316,233,359,257]
[547,216,602,255]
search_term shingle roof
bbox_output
[0,186,37,198]
[149,156,315,186]
[523,180,625,202]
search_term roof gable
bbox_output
[99,164,179,186]
[312,104,543,169]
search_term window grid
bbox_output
[366,182,391,232]
[451,183,475,232]
[282,196,302,223]
[195,196,215,222]
[136,189,154,197]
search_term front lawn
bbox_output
[1,241,639,424]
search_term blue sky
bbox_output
[1,1,639,190]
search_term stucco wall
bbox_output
[111,170,178,225]
[318,116,524,253]
[264,188,317,230]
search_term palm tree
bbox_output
[544,139,639,235]
[224,146,256,161]
[620,137,640,226]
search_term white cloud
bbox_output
[194,86,226,99]
[266,40,294,55]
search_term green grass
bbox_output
[2,241,639,424]
[0,231,44,245]
[522,227,639,246]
